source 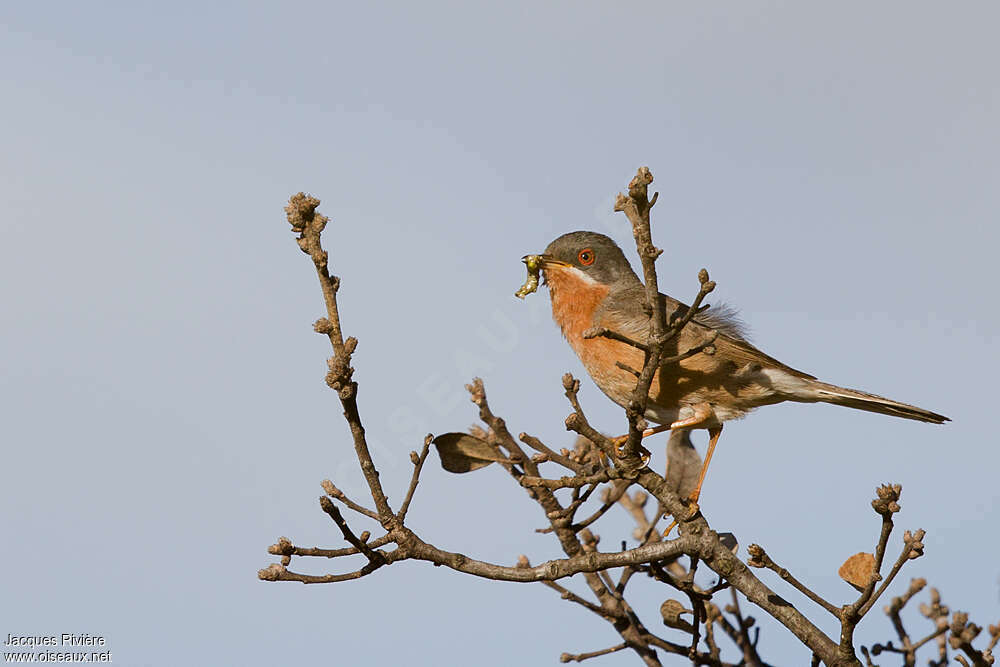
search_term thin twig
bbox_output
[911,624,948,651]
[639,631,734,666]
[555,483,600,522]
[319,496,386,572]
[728,588,764,667]
[878,577,927,664]
[285,194,394,522]
[267,533,393,559]
[747,544,840,617]
[839,485,918,663]
[859,530,926,617]
[658,330,718,366]
[543,581,621,621]
[560,643,628,663]
[259,549,405,584]
[397,435,432,523]
[522,469,614,489]
[321,479,380,520]
[520,432,586,474]
[614,168,669,461]
[575,481,633,532]
[583,326,649,352]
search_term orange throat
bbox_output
[544,265,653,415]
[544,266,611,352]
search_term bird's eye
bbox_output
[578,248,595,266]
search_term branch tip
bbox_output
[872,483,903,516]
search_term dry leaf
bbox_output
[432,433,507,473]
[838,552,876,591]
[660,599,695,633]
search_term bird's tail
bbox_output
[807,380,949,424]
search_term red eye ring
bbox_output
[578,248,595,266]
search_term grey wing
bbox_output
[653,290,816,380]
[659,293,749,341]
[600,286,747,341]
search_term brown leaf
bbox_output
[660,599,695,633]
[839,552,876,591]
[432,433,507,473]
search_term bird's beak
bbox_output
[527,254,569,268]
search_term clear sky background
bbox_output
[2,3,997,665]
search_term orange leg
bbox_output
[688,425,723,507]
[663,421,723,537]
[669,402,714,430]
[614,401,715,454]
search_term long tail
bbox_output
[808,380,949,424]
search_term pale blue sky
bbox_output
[1,2,997,665]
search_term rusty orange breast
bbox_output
[544,265,610,348]
[545,265,658,413]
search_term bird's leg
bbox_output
[688,425,722,507]
[661,426,723,537]
[659,405,720,536]
[668,402,714,430]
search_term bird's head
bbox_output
[537,231,640,288]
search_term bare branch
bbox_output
[542,580,620,621]
[397,435,432,523]
[521,469,615,490]
[520,432,587,474]
[258,554,404,584]
[285,194,393,522]
[747,543,840,618]
[727,588,764,667]
[320,479,379,520]
[658,330,718,366]
[613,168,670,460]
[858,529,926,617]
[560,643,628,663]
[319,496,386,573]
[583,326,649,353]
[267,534,392,560]
[637,469,841,663]
[269,177,977,667]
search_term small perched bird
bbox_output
[535,231,948,507]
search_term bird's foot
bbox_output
[610,423,672,465]
[683,497,701,520]
[610,434,651,467]
[662,494,702,538]
[683,485,704,519]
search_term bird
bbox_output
[533,230,948,509]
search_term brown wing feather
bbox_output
[600,286,815,380]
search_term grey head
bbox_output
[542,230,750,341]
[542,231,642,287]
